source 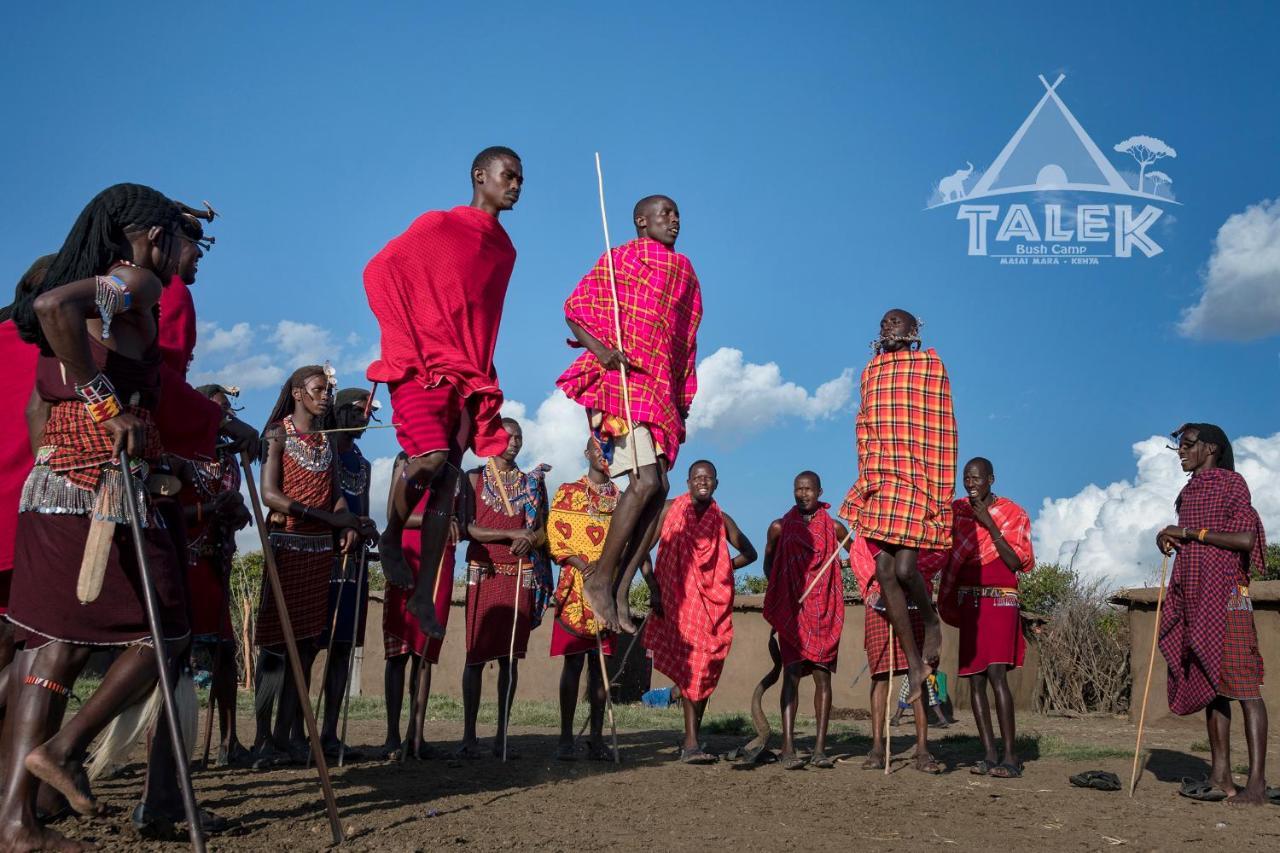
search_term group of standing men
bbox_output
[0,144,1269,851]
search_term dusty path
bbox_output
[51,713,1280,851]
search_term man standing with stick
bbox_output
[364,147,523,641]
[1154,424,1270,804]
[557,191,702,635]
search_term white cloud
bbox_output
[191,321,378,391]
[196,321,253,355]
[1179,197,1280,340]
[1033,432,1280,590]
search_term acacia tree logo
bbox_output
[927,75,1180,263]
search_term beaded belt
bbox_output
[466,560,534,588]
[957,585,1020,607]
[1228,585,1253,612]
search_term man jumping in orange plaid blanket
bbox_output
[839,309,957,704]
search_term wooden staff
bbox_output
[306,554,349,770]
[239,453,345,844]
[337,545,368,767]
[117,451,205,853]
[200,643,218,769]
[593,152,639,477]
[885,624,894,776]
[1128,554,1170,797]
[502,558,526,762]
[362,381,379,419]
[798,527,856,604]
[595,633,620,764]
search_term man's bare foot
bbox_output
[378,529,413,588]
[1226,778,1267,805]
[922,617,942,668]
[861,750,886,770]
[581,562,620,632]
[913,751,944,774]
[1209,769,1240,798]
[24,746,101,817]
[0,820,90,852]
[614,583,637,635]
[405,591,445,640]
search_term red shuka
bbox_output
[762,505,844,668]
[0,320,38,587]
[155,276,220,459]
[364,206,516,457]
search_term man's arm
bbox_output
[566,318,627,372]
[761,520,783,580]
[720,512,758,570]
[971,500,1031,572]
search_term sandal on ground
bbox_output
[1266,787,1280,805]
[1069,770,1121,791]
[913,753,944,774]
[216,743,251,768]
[679,748,718,765]
[781,753,807,771]
[1178,777,1229,802]
[971,759,993,776]
[585,743,617,763]
[990,762,1023,779]
[453,742,485,760]
[132,803,232,841]
[809,753,836,769]
[555,742,577,761]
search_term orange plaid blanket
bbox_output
[839,348,957,550]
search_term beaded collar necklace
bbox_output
[283,415,332,473]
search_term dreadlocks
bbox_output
[1173,422,1235,472]
[0,254,57,324]
[260,365,332,459]
[13,183,185,354]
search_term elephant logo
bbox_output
[937,162,974,202]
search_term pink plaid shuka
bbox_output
[556,238,701,464]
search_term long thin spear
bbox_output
[307,554,349,770]
[239,453,345,844]
[593,152,639,477]
[502,559,525,762]
[1128,554,1170,796]
[885,624,895,776]
[118,450,205,853]
[337,546,369,767]
[595,634,620,764]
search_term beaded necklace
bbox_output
[583,476,618,521]
[481,459,530,517]
[282,415,332,473]
[338,450,369,496]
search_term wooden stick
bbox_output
[593,152,639,478]
[239,453,345,844]
[117,451,206,853]
[595,633,620,764]
[1128,554,1170,797]
[404,544,451,764]
[502,559,525,762]
[798,527,856,604]
[299,424,401,435]
[362,381,379,419]
[307,554,349,770]
[241,596,254,689]
[885,624,894,776]
[337,546,368,767]
[200,643,218,769]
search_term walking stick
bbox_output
[239,453,345,844]
[885,623,894,776]
[337,545,368,767]
[595,633,620,764]
[306,553,349,770]
[577,618,648,740]
[593,152,639,478]
[117,450,206,853]
[798,527,856,604]
[502,559,526,762]
[1128,553,1170,797]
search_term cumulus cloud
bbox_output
[1033,432,1280,590]
[191,320,378,390]
[1179,197,1280,340]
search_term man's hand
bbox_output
[359,516,379,542]
[593,347,628,372]
[220,417,261,459]
[1156,525,1185,556]
[331,510,362,532]
[970,498,997,532]
[103,412,147,458]
[341,527,359,554]
[509,530,535,557]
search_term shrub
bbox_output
[1263,544,1280,581]
[1019,562,1075,616]
[734,575,767,595]
[1030,566,1130,715]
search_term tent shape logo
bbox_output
[927,75,1179,263]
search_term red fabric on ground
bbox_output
[762,505,844,668]
[364,206,515,457]
[0,320,38,588]
[556,238,701,463]
[1159,468,1266,715]
[643,494,734,701]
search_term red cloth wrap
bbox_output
[643,494,734,701]
[389,381,471,459]
[364,206,515,457]
[464,562,532,665]
[155,277,220,459]
[556,238,701,463]
[384,513,455,662]
[0,320,38,588]
[839,348,957,550]
[1159,468,1266,715]
[763,505,844,668]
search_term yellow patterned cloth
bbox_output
[548,477,618,638]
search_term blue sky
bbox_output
[4,2,1277,586]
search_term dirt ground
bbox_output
[51,711,1280,852]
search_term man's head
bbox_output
[793,470,823,513]
[584,436,609,477]
[1171,423,1234,473]
[197,383,239,418]
[499,417,524,463]
[334,388,375,437]
[291,366,333,420]
[175,214,210,286]
[962,457,995,502]
[687,459,718,505]
[633,195,680,247]
[471,146,523,213]
[877,308,920,354]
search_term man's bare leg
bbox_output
[379,454,434,588]
[812,669,832,763]
[871,544,928,704]
[582,462,664,633]
[1206,697,1237,797]
[492,658,519,758]
[892,548,942,669]
[988,664,1020,771]
[778,664,802,768]
[969,671,999,769]
[1228,698,1268,805]
[741,633,782,760]
[864,676,888,769]
[611,462,670,634]
[401,453,457,640]
[381,654,408,758]
[680,698,708,753]
[910,693,941,773]
[406,657,433,759]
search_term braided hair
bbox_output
[1172,423,1235,472]
[0,253,57,324]
[260,365,333,460]
[14,183,185,354]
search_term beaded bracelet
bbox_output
[24,674,71,698]
[75,373,123,423]
[94,274,132,340]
